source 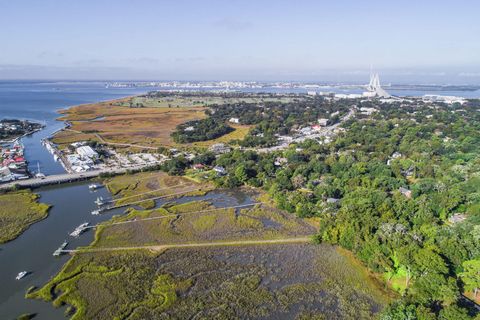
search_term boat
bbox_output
[15,271,28,280]
[69,222,89,237]
[35,163,46,179]
[91,209,100,215]
[53,240,68,256]
[95,196,105,206]
[89,184,102,190]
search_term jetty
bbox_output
[53,240,68,256]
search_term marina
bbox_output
[0,81,152,319]
[0,181,123,319]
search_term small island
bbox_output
[0,119,44,143]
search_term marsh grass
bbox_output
[0,190,50,243]
[104,171,214,208]
[29,245,389,319]
[54,98,206,147]
[93,202,315,248]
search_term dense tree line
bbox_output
[171,118,234,143]
[171,94,351,146]
[162,98,480,319]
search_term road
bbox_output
[0,163,160,190]
[256,108,355,153]
[63,237,313,254]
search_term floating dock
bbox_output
[53,240,68,256]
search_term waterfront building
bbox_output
[76,146,98,159]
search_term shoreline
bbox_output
[0,126,45,145]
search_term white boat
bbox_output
[91,209,100,215]
[95,196,105,206]
[89,184,102,190]
[69,222,89,237]
[35,163,46,179]
[16,271,28,280]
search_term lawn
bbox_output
[0,190,50,243]
[189,124,251,147]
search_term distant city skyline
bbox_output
[1,0,480,83]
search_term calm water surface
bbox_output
[0,80,478,318]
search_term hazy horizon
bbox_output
[1,0,480,84]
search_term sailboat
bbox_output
[35,162,46,179]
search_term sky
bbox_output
[1,0,480,83]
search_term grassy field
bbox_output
[189,123,251,147]
[0,190,50,243]
[28,244,391,320]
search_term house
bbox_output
[299,127,313,135]
[387,152,402,166]
[402,166,414,178]
[391,152,402,159]
[0,166,14,182]
[184,153,196,161]
[274,157,288,167]
[229,117,240,124]
[192,163,205,171]
[71,141,87,148]
[326,198,340,204]
[213,166,227,176]
[209,143,231,154]
[398,187,412,199]
[317,118,329,126]
[360,107,377,115]
[448,213,467,224]
[184,126,195,132]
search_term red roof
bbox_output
[14,157,25,162]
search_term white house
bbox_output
[76,146,98,159]
[317,118,329,126]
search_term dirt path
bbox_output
[67,237,313,254]
[94,133,158,150]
